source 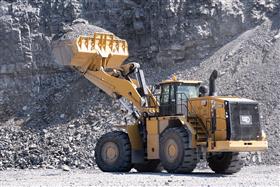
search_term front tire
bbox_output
[159,127,198,173]
[95,131,132,172]
[207,152,243,174]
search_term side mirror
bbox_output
[154,84,160,90]
[199,85,208,96]
[151,84,160,95]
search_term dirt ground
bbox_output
[0,165,278,187]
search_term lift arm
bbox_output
[52,32,158,114]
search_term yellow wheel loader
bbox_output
[52,32,267,174]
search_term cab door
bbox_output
[169,84,177,115]
[159,84,176,116]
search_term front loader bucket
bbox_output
[52,32,129,71]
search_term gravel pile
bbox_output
[0,88,123,170]
[158,16,280,165]
[54,19,112,41]
[0,120,96,170]
[0,19,127,169]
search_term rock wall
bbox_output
[1,0,278,119]
[0,0,279,169]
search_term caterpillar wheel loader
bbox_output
[52,32,268,174]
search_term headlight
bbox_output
[240,115,252,125]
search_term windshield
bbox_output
[177,84,199,99]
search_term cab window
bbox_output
[177,84,199,99]
[160,84,169,103]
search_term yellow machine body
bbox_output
[188,96,267,152]
[52,32,267,165]
[52,33,157,113]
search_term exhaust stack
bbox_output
[209,70,218,96]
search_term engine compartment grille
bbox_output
[226,101,262,140]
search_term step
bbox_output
[196,134,207,140]
[196,142,207,146]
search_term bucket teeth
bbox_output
[52,32,128,72]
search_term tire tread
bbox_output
[95,131,132,172]
[160,127,198,174]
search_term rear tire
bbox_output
[95,131,132,172]
[134,160,162,172]
[159,127,198,173]
[207,152,243,174]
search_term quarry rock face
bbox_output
[0,0,279,169]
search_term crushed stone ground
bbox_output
[0,166,279,187]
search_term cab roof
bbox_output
[159,80,202,85]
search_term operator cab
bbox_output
[158,79,201,116]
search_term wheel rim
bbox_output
[101,142,119,164]
[164,138,178,162]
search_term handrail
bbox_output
[187,100,209,135]
[149,92,208,136]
